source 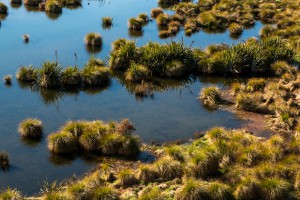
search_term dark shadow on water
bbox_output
[21,137,43,147]
[0,14,8,20]
[81,83,110,95]
[45,12,62,20]
[85,45,102,54]
[10,3,22,9]
[128,29,144,38]
[24,5,40,12]
[64,4,82,10]
[49,154,76,166]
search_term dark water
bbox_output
[0,0,263,195]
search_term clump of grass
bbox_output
[84,33,102,47]
[3,75,12,85]
[175,179,210,200]
[156,13,170,26]
[0,2,8,14]
[164,60,186,77]
[48,120,140,157]
[66,183,91,200]
[16,66,38,82]
[259,178,291,200]
[155,157,183,181]
[18,118,43,139]
[48,132,78,155]
[0,152,9,170]
[236,93,269,114]
[137,164,158,184]
[102,16,113,28]
[23,34,30,43]
[200,86,223,108]
[260,25,277,38]
[246,78,266,93]
[137,13,149,24]
[45,0,62,13]
[60,66,81,86]
[229,23,243,36]
[208,181,234,200]
[0,188,22,200]
[38,61,62,88]
[128,18,143,30]
[151,7,163,18]
[92,186,119,200]
[234,177,261,200]
[117,169,139,188]
[271,61,296,76]
[125,62,149,82]
[139,186,168,200]
[81,65,110,86]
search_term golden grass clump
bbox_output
[18,118,43,139]
[84,33,102,47]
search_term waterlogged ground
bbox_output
[0,0,263,195]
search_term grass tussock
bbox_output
[18,118,43,139]
[84,33,102,47]
[48,119,140,157]
[200,86,223,109]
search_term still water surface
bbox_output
[0,0,263,195]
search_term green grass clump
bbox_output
[60,66,81,86]
[0,188,22,200]
[158,30,170,38]
[3,75,12,85]
[24,0,42,6]
[260,25,277,38]
[38,61,62,88]
[156,13,170,26]
[128,18,143,30]
[151,7,163,18]
[45,0,62,13]
[0,152,9,170]
[259,178,291,200]
[16,66,38,82]
[137,13,149,24]
[84,33,102,47]
[271,61,296,76]
[228,23,243,36]
[0,2,8,14]
[92,186,119,200]
[200,86,222,108]
[208,181,234,200]
[236,93,269,114]
[66,183,91,200]
[125,62,149,82]
[81,65,110,86]
[155,157,183,181]
[102,16,113,27]
[48,120,140,157]
[137,164,158,184]
[246,78,266,93]
[139,186,168,200]
[175,179,209,200]
[18,118,43,139]
[234,178,261,200]
[48,132,78,155]
[117,169,138,188]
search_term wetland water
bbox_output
[0,0,263,195]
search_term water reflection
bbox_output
[10,3,22,9]
[85,45,102,54]
[45,12,62,20]
[128,29,144,38]
[21,137,42,147]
